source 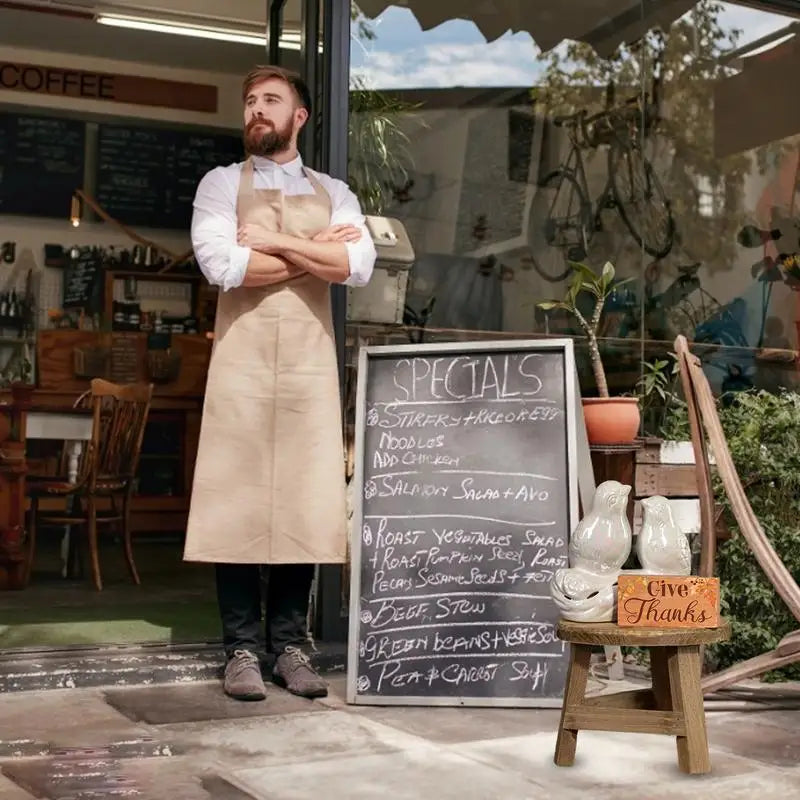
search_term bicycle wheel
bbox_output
[527,169,593,283]
[609,145,674,258]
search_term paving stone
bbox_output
[158,711,404,769]
[349,703,562,744]
[0,773,35,799]
[630,772,800,800]
[199,774,260,800]
[0,690,146,748]
[228,745,562,800]
[0,678,797,800]
[119,757,252,800]
[454,729,756,791]
[707,716,800,766]
[103,682,326,725]
[2,752,144,799]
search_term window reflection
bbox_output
[347,1,800,402]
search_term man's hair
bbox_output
[241,66,312,114]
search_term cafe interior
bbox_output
[1,0,799,656]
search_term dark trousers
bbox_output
[215,563,314,659]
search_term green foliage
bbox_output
[661,390,800,681]
[348,82,422,215]
[635,356,682,436]
[635,354,697,440]
[348,3,424,215]
[539,260,633,397]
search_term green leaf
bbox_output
[567,274,583,305]
[601,261,615,284]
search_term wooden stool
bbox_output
[554,620,731,775]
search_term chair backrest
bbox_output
[87,379,153,489]
[674,335,800,622]
[674,336,717,578]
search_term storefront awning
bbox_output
[355,0,696,57]
[714,33,800,157]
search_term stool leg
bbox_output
[667,645,711,774]
[650,646,674,711]
[554,643,592,767]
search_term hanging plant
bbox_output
[348,78,424,215]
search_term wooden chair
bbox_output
[674,335,800,692]
[26,379,153,591]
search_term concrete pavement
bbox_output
[0,669,797,799]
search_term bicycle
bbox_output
[528,61,675,282]
[402,296,436,344]
[617,261,747,350]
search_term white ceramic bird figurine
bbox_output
[551,567,618,622]
[636,496,692,576]
[569,480,632,575]
[549,480,633,623]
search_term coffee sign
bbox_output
[617,575,720,629]
[0,62,217,113]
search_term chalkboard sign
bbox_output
[95,123,242,228]
[0,111,85,217]
[110,333,139,384]
[347,339,583,707]
[63,247,103,311]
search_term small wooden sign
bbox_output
[110,333,140,384]
[617,575,720,628]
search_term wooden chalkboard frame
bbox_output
[346,338,592,708]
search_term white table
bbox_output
[25,410,93,577]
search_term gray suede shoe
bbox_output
[224,649,267,701]
[273,646,328,698]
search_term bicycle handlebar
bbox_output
[552,111,584,127]
[677,262,702,277]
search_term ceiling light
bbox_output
[95,13,303,50]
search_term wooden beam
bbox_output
[563,707,686,735]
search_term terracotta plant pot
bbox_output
[582,397,641,445]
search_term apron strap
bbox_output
[236,160,331,229]
[240,157,256,197]
[302,169,332,216]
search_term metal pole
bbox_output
[322,0,350,399]
[316,0,351,644]
[300,0,321,165]
[321,0,350,181]
[267,0,287,64]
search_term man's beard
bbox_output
[244,118,293,157]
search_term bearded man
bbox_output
[185,65,376,701]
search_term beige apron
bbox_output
[184,158,346,564]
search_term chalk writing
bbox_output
[351,346,577,703]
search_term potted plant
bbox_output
[538,260,640,444]
[3,348,34,409]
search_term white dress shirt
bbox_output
[191,154,376,291]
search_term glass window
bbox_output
[347,1,800,413]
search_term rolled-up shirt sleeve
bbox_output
[328,182,377,287]
[191,167,251,291]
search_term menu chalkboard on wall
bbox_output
[63,247,103,312]
[0,111,85,218]
[95,123,242,229]
[347,339,583,708]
